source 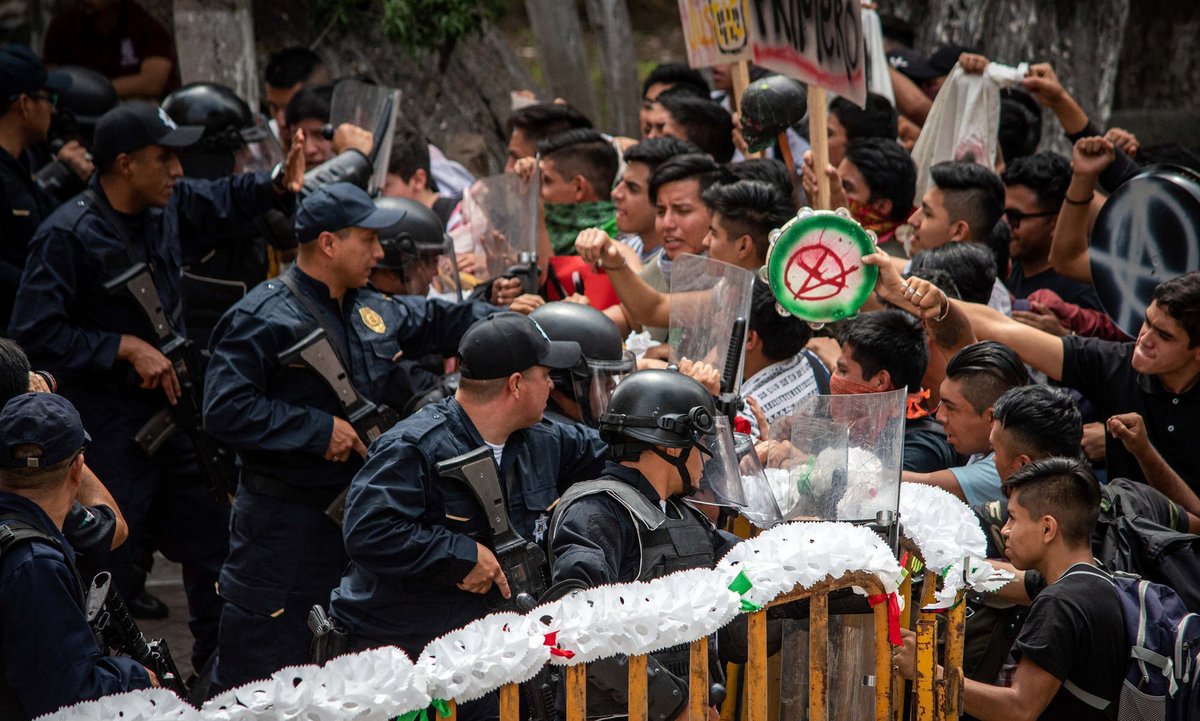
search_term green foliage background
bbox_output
[301,0,507,53]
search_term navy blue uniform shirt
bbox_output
[0,146,58,327]
[330,396,608,654]
[204,266,495,490]
[0,493,149,719]
[9,172,292,399]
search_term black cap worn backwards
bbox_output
[457,312,582,380]
[91,101,204,169]
[0,393,91,469]
[0,44,70,100]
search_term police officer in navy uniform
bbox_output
[202,182,496,694]
[0,392,153,719]
[548,369,740,721]
[330,312,609,721]
[8,100,307,676]
[0,45,73,328]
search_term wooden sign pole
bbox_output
[807,85,831,209]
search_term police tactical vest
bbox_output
[551,479,717,582]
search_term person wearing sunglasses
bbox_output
[1001,152,1103,320]
[0,45,72,330]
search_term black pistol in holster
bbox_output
[86,571,188,697]
[104,262,238,503]
[434,446,547,613]
[278,328,400,525]
[308,604,350,665]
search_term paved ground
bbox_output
[137,553,196,680]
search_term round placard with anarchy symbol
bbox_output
[761,207,879,324]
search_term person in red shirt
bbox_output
[43,0,180,100]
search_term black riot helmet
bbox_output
[54,66,117,135]
[373,196,462,300]
[530,302,635,426]
[162,82,283,179]
[739,75,808,153]
[599,369,732,499]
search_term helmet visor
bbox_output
[234,121,285,175]
[410,235,464,302]
[690,416,747,508]
[732,431,783,528]
[571,351,636,426]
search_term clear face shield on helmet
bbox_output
[570,352,636,427]
[232,118,285,175]
[411,236,465,302]
[688,416,752,509]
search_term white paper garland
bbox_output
[44,511,1003,721]
[898,482,1012,607]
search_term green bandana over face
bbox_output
[544,201,619,255]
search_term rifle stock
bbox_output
[105,263,237,503]
[87,572,188,697]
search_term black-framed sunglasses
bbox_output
[10,91,58,108]
[1003,208,1057,229]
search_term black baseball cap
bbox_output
[91,101,204,169]
[0,393,90,469]
[295,182,406,243]
[0,44,70,100]
[887,48,939,83]
[458,312,582,380]
[928,45,975,76]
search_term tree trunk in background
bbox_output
[172,0,258,104]
[584,0,639,137]
[885,0,1131,155]
[523,0,601,124]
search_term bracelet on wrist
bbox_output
[1064,192,1093,206]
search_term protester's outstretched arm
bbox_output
[952,301,1065,381]
[1022,63,1140,191]
[1050,137,1114,285]
[889,67,931,126]
[1108,412,1200,519]
[576,229,671,328]
[862,253,977,356]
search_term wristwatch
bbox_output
[270,162,289,193]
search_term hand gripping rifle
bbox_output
[278,328,400,524]
[434,446,547,612]
[104,262,237,503]
[86,571,188,696]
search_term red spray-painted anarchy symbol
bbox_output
[783,239,859,301]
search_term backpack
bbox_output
[1062,566,1200,721]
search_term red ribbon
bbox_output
[544,631,575,659]
[868,592,902,646]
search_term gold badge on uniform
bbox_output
[359,306,387,334]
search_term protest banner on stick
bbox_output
[678,0,753,69]
[808,86,830,209]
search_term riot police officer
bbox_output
[202,182,495,694]
[548,369,741,721]
[162,82,294,349]
[329,311,609,721]
[9,100,306,675]
[528,302,634,426]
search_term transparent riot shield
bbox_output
[781,388,906,523]
[459,172,540,291]
[329,78,400,195]
[667,253,756,394]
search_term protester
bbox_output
[504,102,592,172]
[647,91,735,162]
[639,63,708,137]
[383,126,460,227]
[827,93,899,166]
[263,47,329,142]
[613,137,699,261]
[284,83,334,167]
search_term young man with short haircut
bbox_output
[504,102,592,172]
[897,457,1128,721]
[614,137,699,261]
[834,309,957,473]
[383,126,459,227]
[903,341,1030,501]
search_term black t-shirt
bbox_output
[1007,265,1104,311]
[1060,335,1199,492]
[1015,563,1127,720]
[903,417,959,473]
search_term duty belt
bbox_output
[240,469,345,511]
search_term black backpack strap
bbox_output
[0,516,88,605]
